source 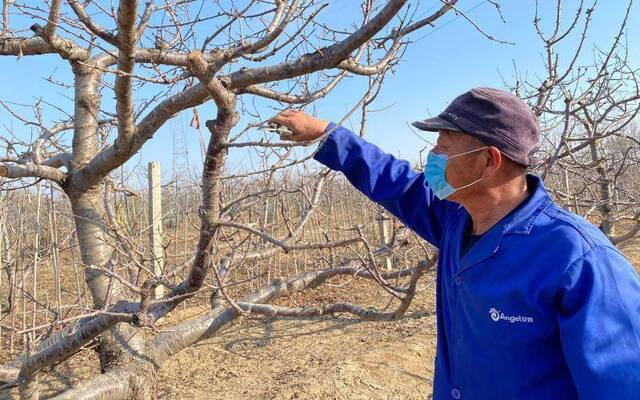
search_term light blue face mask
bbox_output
[424,147,488,200]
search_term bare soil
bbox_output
[1,276,439,400]
[156,279,438,400]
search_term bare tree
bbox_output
[0,1,482,398]
[511,0,640,244]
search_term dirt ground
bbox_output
[156,279,438,400]
[1,275,439,400]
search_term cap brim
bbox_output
[411,116,462,132]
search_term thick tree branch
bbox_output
[17,312,131,395]
[0,36,55,56]
[0,162,66,183]
[127,50,241,328]
[0,365,18,383]
[337,37,404,75]
[611,211,640,245]
[236,256,435,320]
[1,0,12,35]
[29,24,89,61]
[43,0,62,39]
[112,0,138,163]
[136,1,155,40]
[49,368,135,400]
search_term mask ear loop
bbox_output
[448,146,489,193]
[454,176,484,192]
[447,146,489,160]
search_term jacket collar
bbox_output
[457,174,552,273]
[503,174,552,235]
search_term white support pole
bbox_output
[377,207,393,270]
[148,161,164,299]
[561,166,571,211]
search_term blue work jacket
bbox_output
[314,123,640,400]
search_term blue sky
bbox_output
[1,0,638,183]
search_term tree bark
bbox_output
[62,63,150,381]
[589,141,615,236]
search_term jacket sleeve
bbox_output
[313,122,457,248]
[556,245,640,400]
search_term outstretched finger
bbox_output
[279,132,295,141]
[268,112,291,126]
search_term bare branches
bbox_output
[0,100,76,169]
[240,71,348,104]
[445,1,514,45]
[530,0,598,116]
[224,0,409,89]
[242,3,329,62]
[517,0,640,241]
[200,0,260,52]
[576,0,632,104]
[67,0,458,190]
[385,0,458,39]
[148,246,423,365]
[68,0,117,45]
[219,0,301,63]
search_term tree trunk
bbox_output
[65,64,154,386]
[589,141,615,236]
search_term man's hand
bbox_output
[269,110,329,142]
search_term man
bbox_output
[270,87,640,399]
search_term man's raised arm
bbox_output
[270,110,456,248]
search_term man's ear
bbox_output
[483,147,502,177]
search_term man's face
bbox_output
[433,130,488,201]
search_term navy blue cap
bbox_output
[412,87,540,166]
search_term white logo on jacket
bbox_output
[489,308,534,324]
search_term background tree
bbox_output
[512,0,640,244]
